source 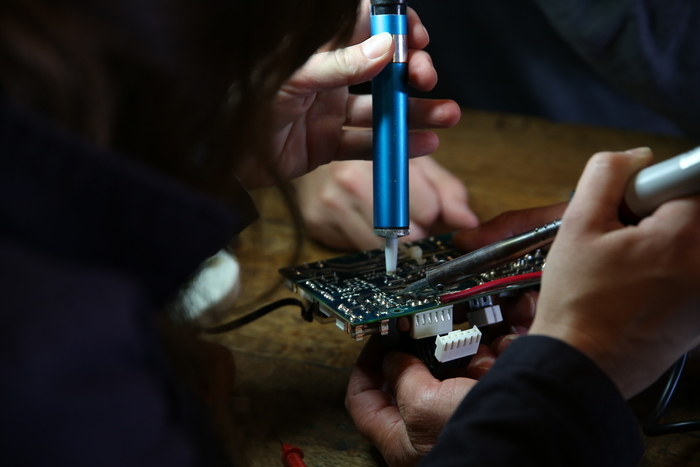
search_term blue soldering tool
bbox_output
[371,0,409,275]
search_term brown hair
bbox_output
[0,2,362,455]
[0,0,359,198]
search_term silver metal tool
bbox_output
[401,145,700,296]
[399,219,561,295]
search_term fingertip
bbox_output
[491,334,519,356]
[624,146,654,160]
[441,195,480,231]
[430,99,461,128]
[437,178,473,216]
[408,50,437,91]
[408,130,439,157]
[507,290,538,327]
[362,32,393,60]
[470,355,496,371]
[465,344,496,379]
[570,149,655,225]
[407,7,429,49]
[407,98,460,130]
[405,224,429,241]
[449,101,462,126]
[586,149,652,178]
[383,350,435,392]
[456,209,480,230]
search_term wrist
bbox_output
[529,321,635,398]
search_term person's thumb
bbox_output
[282,33,393,94]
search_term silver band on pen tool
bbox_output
[399,219,561,295]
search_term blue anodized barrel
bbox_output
[371,1,409,237]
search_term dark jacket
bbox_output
[0,97,257,466]
[410,0,700,139]
[422,336,644,467]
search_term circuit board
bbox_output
[279,234,545,335]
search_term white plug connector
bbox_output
[434,327,482,363]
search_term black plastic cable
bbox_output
[643,353,700,436]
[204,297,306,334]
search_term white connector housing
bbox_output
[408,245,425,265]
[467,305,503,327]
[410,306,454,339]
[434,327,482,363]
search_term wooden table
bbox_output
[211,109,700,466]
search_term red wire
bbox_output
[439,271,543,304]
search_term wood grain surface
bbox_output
[209,109,700,466]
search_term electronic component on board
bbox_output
[279,234,545,375]
[279,146,700,375]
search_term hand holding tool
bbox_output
[401,146,700,295]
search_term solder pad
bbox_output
[279,234,545,330]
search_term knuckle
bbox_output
[444,178,468,200]
[589,150,630,171]
[411,209,436,226]
[317,187,344,210]
[670,222,700,259]
[332,163,370,195]
[636,223,700,282]
[332,48,359,79]
[303,214,325,231]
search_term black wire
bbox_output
[643,352,700,436]
[203,297,306,334]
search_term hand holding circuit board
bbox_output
[281,146,700,376]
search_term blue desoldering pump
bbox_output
[371,0,409,275]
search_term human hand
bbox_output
[346,336,480,467]
[448,202,567,336]
[529,148,700,399]
[293,156,478,250]
[235,0,461,189]
[346,204,570,466]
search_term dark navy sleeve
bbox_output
[0,89,252,467]
[0,239,230,467]
[420,336,644,467]
[533,0,700,140]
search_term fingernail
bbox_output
[422,25,430,42]
[362,32,392,59]
[472,356,495,370]
[624,147,652,157]
[505,331,520,340]
[515,292,536,319]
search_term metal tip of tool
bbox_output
[398,277,428,296]
[385,236,398,276]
